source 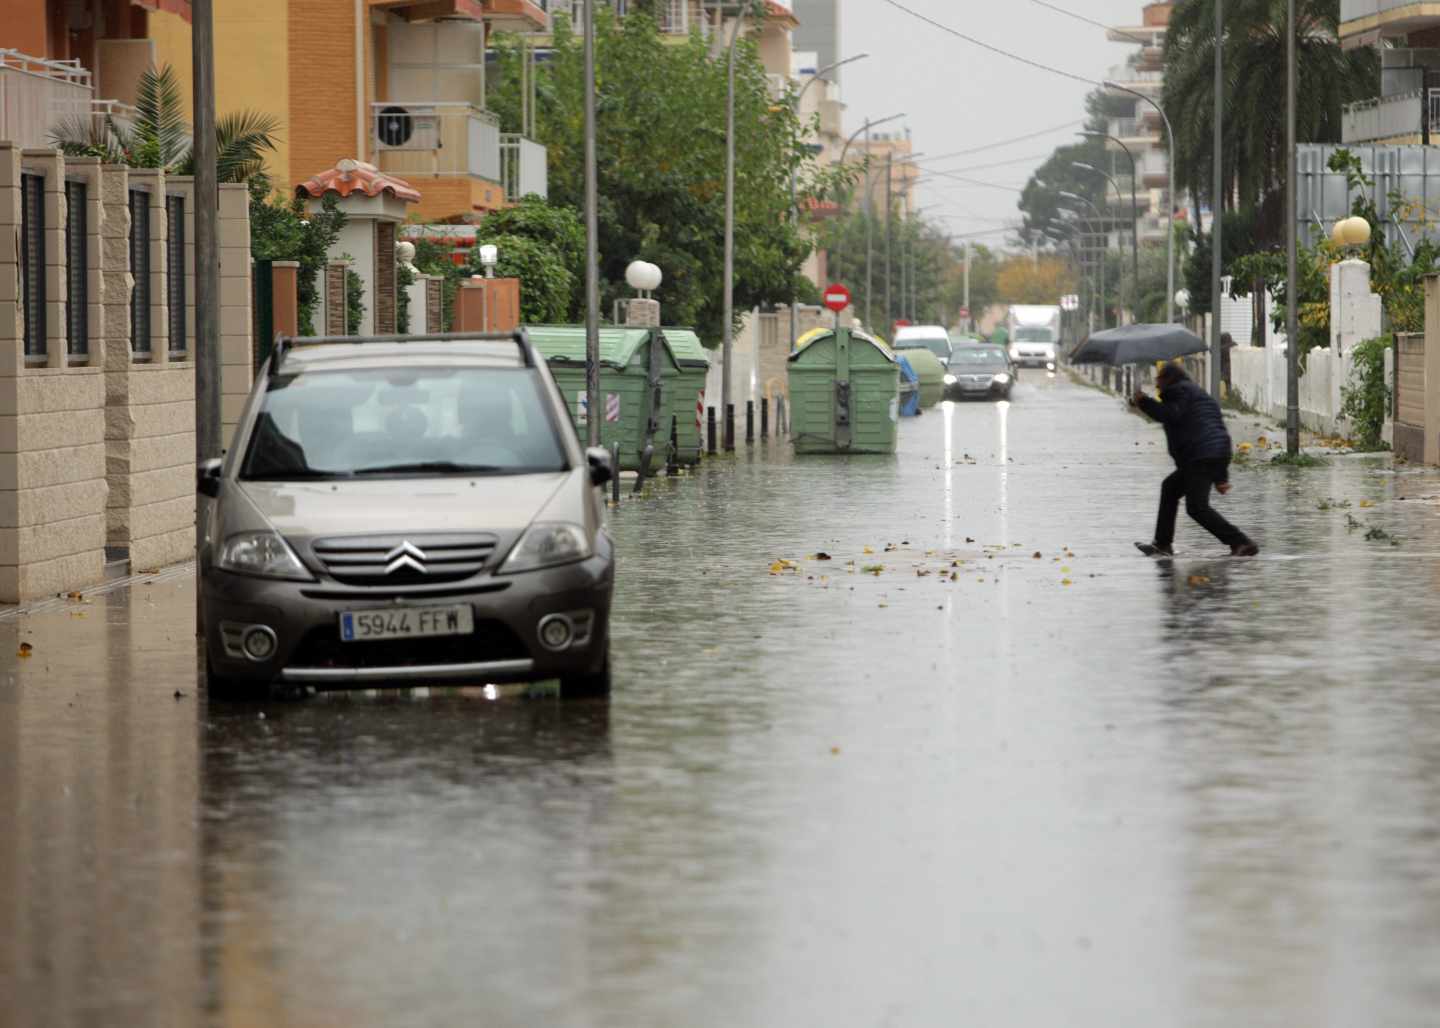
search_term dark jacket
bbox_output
[1137,377,1232,466]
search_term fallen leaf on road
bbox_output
[863,546,875,555]
[862,564,885,575]
[1061,579,1073,586]
[1187,575,1211,587]
[1032,552,1042,559]
[1359,500,1375,509]
[1061,566,1071,573]
[915,568,931,577]
[813,552,833,561]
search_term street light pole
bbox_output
[1286,0,1300,453]
[721,6,747,451]
[1075,143,1140,318]
[1105,80,1177,324]
[1072,161,1132,321]
[1061,191,1110,329]
[193,0,219,472]
[583,0,600,447]
[790,53,869,353]
[1210,0,1224,399]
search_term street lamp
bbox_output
[1073,157,1139,320]
[1104,79,1176,325]
[836,113,905,331]
[721,5,748,451]
[790,53,870,352]
[1059,191,1110,329]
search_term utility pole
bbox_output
[1210,0,1225,398]
[1285,0,1300,453]
[193,0,219,469]
[583,0,601,447]
[864,122,873,330]
[721,7,746,451]
[1105,80,1176,323]
[963,240,971,330]
[885,149,893,334]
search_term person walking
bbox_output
[1131,362,1259,557]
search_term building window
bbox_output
[66,180,88,358]
[129,189,151,356]
[20,173,46,358]
[166,194,186,358]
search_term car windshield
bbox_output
[1015,328,1056,343]
[898,338,951,358]
[240,366,567,480]
[952,347,1008,365]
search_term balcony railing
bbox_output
[373,102,502,182]
[1342,90,1437,143]
[548,0,713,35]
[500,133,548,200]
[0,49,93,149]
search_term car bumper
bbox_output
[202,553,614,689]
[1012,354,1055,368]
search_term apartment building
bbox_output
[1340,0,1440,144]
[1102,2,1176,246]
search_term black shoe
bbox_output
[1231,541,1259,557]
[1135,541,1174,557]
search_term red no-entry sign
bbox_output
[823,284,851,312]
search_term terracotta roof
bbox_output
[132,0,192,22]
[296,159,422,204]
[765,1,798,27]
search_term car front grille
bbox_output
[311,534,500,585]
[959,374,994,386]
[289,618,529,671]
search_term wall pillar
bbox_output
[217,182,252,444]
[454,278,520,333]
[324,260,351,336]
[271,261,300,338]
[1329,258,1383,358]
[424,275,443,334]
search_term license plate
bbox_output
[340,604,474,642]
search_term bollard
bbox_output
[707,406,717,455]
[666,414,679,476]
[609,443,621,504]
[725,403,736,452]
[761,397,769,438]
[746,401,755,444]
[777,394,787,435]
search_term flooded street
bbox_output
[5,373,1440,1027]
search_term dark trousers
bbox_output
[1154,459,1248,549]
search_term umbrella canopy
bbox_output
[1071,323,1208,366]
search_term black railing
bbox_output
[166,194,186,358]
[129,188,151,356]
[20,173,45,358]
[65,179,88,358]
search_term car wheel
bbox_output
[562,648,612,699]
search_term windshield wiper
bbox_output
[353,461,506,476]
[242,469,352,481]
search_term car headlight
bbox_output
[500,522,592,574]
[943,374,957,385]
[992,373,1011,385]
[217,530,313,581]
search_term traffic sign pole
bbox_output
[823,284,851,332]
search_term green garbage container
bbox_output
[657,328,710,466]
[787,327,900,454]
[527,326,682,473]
[893,346,946,407]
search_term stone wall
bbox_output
[0,145,109,602]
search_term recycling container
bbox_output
[787,327,900,454]
[894,346,946,407]
[896,354,921,417]
[657,328,711,466]
[527,326,682,472]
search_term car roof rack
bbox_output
[268,328,535,378]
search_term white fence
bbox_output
[1227,343,1393,440]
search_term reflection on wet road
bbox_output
[5,373,1440,1026]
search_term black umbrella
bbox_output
[1070,323,1208,366]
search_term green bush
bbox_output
[1340,336,1392,450]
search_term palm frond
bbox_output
[214,110,281,183]
[133,63,190,169]
[47,113,125,163]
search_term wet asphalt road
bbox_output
[5,372,1440,1027]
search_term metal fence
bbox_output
[20,172,45,358]
[1298,143,1440,253]
[128,189,150,357]
[65,179,87,358]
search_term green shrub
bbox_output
[1340,336,1392,450]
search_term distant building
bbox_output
[791,0,841,88]
[1339,0,1440,144]
[1102,2,1179,246]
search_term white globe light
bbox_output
[625,260,663,292]
[1175,288,1191,310]
[1332,216,1371,248]
[478,243,499,267]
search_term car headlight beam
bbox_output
[943,374,957,385]
[500,523,592,575]
[992,373,1011,385]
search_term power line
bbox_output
[881,0,1100,88]
[919,152,1055,177]
[907,120,1084,168]
[919,167,1026,193]
[1028,0,1155,47]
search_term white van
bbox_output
[892,325,954,368]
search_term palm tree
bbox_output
[1162,0,1376,241]
[50,64,279,184]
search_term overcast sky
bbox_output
[829,0,1149,251]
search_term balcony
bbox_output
[374,102,503,181]
[1341,0,1440,38]
[547,0,713,35]
[0,49,93,149]
[1342,90,1435,142]
[499,133,547,200]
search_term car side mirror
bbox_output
[197,458,223,499]
[586,447,614,488]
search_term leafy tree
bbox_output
[51,64,279,183]
[1162,0,1376,241]
[247,174,346,337]
[485,8,813,342]
[817,211,967,331]
[471,197,587,320]
[466,235,576,324]
[995,255,1077,305]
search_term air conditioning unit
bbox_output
[375,105,440,151]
